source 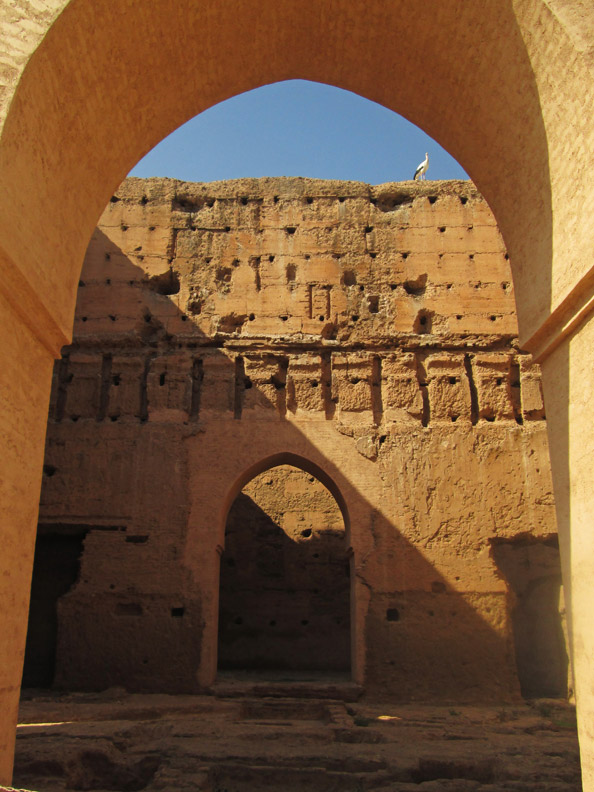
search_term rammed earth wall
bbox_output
[28,178,565,702]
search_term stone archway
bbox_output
[2,1,594,786]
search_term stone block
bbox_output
[108,356,145,420]
[242,354,287,414]
[425,353,471,422]
[382,352,423,422]
[199,353,235,414]
[64,353,103,420]
[519,355,546,420]
[331,354,374,415]
[147,353,193,421]
[286,354,326,414]
[472,353,514,420]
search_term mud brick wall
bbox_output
[29,177,566,701]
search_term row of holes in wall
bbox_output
[112,605,463,623]
[115,222,482,235]
[79,264,511,328]
[111,192,473,211]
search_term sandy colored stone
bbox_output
[24,179,565,713]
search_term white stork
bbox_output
[413,152,429,181]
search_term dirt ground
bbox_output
[8,686,581,792]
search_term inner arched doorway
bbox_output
[218,463,350,678]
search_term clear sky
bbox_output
[129,80,468,185]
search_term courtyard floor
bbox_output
[11,686,581,791]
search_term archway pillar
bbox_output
[533,310,594,789]
[0,284,57,783]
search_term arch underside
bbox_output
[0,0,556,352]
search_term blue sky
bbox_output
[129,80,468,185]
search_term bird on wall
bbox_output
[413,152,429,180]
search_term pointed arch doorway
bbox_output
[218,461,351,679]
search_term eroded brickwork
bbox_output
[29,177,564,702]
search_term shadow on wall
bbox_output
[491,535,569,698]
[28,208,563,702]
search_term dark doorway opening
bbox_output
[22,525,87,687]
[218,464,350,676]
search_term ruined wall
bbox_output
[30,177,563,702]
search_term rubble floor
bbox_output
[12,686,581,792]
